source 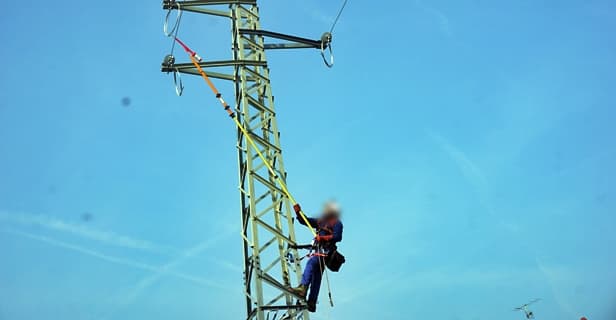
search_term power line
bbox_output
[330,0,349,33]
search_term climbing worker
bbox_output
[291,201,344,312]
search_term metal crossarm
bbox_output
[239,29,323,49]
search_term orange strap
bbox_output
[175,37,317,236]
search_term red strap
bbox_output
[309,252,327,257]
[174,37,194,55]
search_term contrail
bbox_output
[535,257,578,318]
[125,231,234,300]
[99,230,235,320]
[428,131,508,223]
[0,210,174,254]
[2,228,221,288]
[429,132,488,190]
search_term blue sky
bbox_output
[1,0,615,319]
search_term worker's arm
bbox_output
[293,204,318,227]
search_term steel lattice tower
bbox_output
[162,1,330,319]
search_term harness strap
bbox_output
[317,218,338,234]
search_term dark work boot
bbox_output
[307,300,317,313]
[290,284,307,299]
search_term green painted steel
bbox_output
[231,4,307,320]
[160,1,326,319]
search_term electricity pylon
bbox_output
[161,1,331,319]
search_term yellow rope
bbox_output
[187,54,317,237]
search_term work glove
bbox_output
[293,203,302,214]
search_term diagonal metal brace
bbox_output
[239,29,323,50]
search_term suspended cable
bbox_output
[319,0,348,68]
[329,0,348,33]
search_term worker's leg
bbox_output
[291,256,320,299]
[307,257,324,303]
[301,255,320,286]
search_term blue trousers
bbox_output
[301,256,324,303]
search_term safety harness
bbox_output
[314,218,345,273]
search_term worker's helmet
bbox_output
[322,201,341,217]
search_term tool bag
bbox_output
[325,249,346,272]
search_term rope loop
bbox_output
[163,1,182,37]
[173,70,184,96]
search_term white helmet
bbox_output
[323,201,341,216]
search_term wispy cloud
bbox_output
[430,132,488,190]
[535,257,579,318]
[124,233,233,300]
[415,0,453,36]
[428,131,521,233]
[211,257,242,273]
[405,266,539,288]
[100,230,235,319]
[428,131,491,206]
[1,228,219,287]
[299,1,333,26]
[0,210,174,254]
[336,264,547,316]
[336,271,399,305]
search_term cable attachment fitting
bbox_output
[163,0,182,37]
[162,54,184,96]
[321,32,332,47]
[320,32,334,68]
[162,54,175,68]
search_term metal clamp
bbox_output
[162,54,184,96]
[320,32,334,68]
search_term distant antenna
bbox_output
[514,299,541,319]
